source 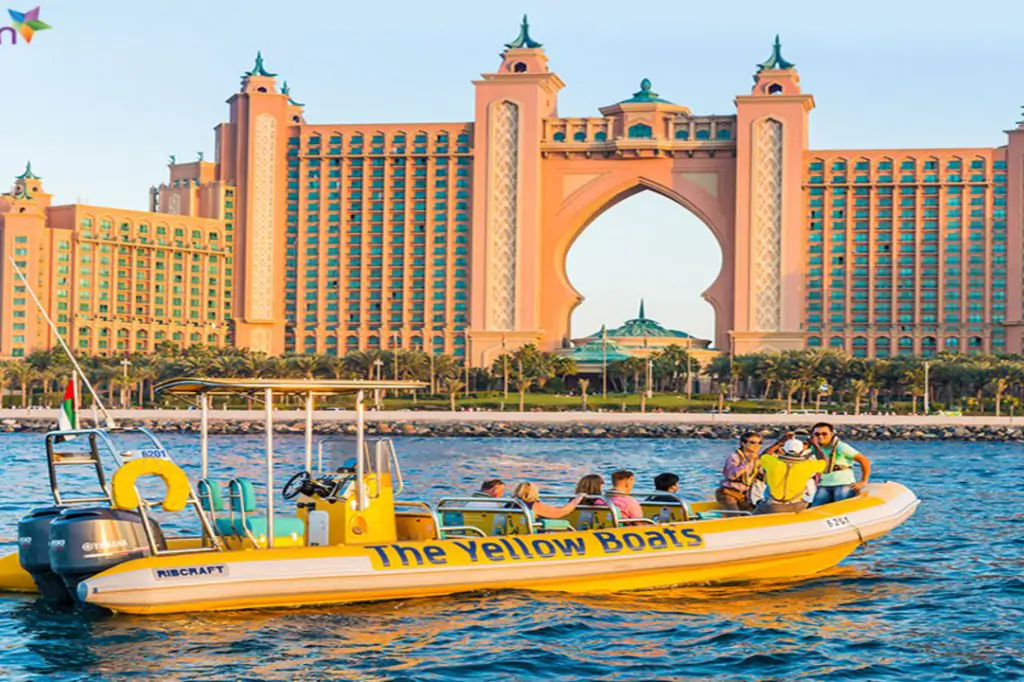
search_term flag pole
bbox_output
[8,257,116,428]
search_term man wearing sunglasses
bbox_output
[808,423,872,506]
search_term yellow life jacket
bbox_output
[759,454,826,503]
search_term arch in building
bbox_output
[539,170,734,359]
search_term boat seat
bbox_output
[639,494,693,523]
[198,478,226,513]
[226,477,306,542]
[568,504,617,531]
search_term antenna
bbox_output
[7,256,117,429]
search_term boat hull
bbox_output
[77,482,919,615]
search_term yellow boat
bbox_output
[0,379,920,615]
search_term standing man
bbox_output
[808,422,872,506]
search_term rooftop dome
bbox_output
[591,300,693,339]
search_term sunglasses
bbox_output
[743,439,762,445]
[812,431,831,438]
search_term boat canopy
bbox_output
[156,378,425,396]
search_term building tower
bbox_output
[1003,108,1024,352]
[217,52,301,354]
[469,16,566,365]
[731,36,815,354]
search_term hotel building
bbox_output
[2,19,1023,362]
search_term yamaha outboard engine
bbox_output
[18,505,70,605]
[48,507,166,601]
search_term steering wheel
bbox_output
[282,470,338,500]
[282,471,311,500]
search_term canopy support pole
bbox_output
[265,387,275,548]
[199,392,209,478]
[356,389,366,510]
[304,391,314,474]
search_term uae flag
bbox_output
[56,379,78,439]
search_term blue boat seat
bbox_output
[225,477,306,541]
[197,478,226,513]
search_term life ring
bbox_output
[111,458,191,513]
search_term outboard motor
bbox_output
[18,505,70,605]
[48,507,166,601]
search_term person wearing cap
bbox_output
[754,437,826,515]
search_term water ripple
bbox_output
[0,434,1021,680]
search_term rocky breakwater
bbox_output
[0,417,1019,442]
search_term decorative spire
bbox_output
[282,80,304,107]
[639,299,646,320]
[197,151,204,162]
[244,51,277,78]
[13,184,31,200]
[1017,105,1024,127]
[620,78,673,104]
[16,161,40,180]
[504,14,542,49]
[757,35,795,72]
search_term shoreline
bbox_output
[0,409,1016,441]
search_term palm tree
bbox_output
[850,379,869,416]
[0,360,14,409]
[442,377,464,412]
[783,378,802,414]
[578,378,590,411]
[10,363,39,408]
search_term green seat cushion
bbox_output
[214,517,235,536]
[233,516,305,539]
[228,477,257,513]
[198,479,225,513]
[539,518,572,532]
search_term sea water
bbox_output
[0,433,1021,681]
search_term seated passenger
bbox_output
[648,473,681,503]
[606,470,643,520]
[714,431,779,512]
[466,478,505,509]
[574,474,606,504]
[512,482,584,520]
[754,439,826,515]
[807,422,872,507]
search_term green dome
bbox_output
[590,300,693,339]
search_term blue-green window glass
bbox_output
[628,123,652,139]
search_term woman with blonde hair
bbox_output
[512,482,584,520]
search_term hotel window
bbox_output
[628,123,652,139]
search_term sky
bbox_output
[3,0,1024,345]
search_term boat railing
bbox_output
[633,491,696,521]
[435,496,537,536]
[45,427,169,507]
[131,480,224,556]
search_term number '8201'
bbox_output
[825,515,851,529]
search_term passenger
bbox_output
[606,470,643,520]
[714,431,770,512]
[466,478,505,509]
[512,482,584,520]
[649,473,681,503]
[574,474,606,504]
[754,438,826,515]
[808,422,872,506]
[475,479,505,499]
